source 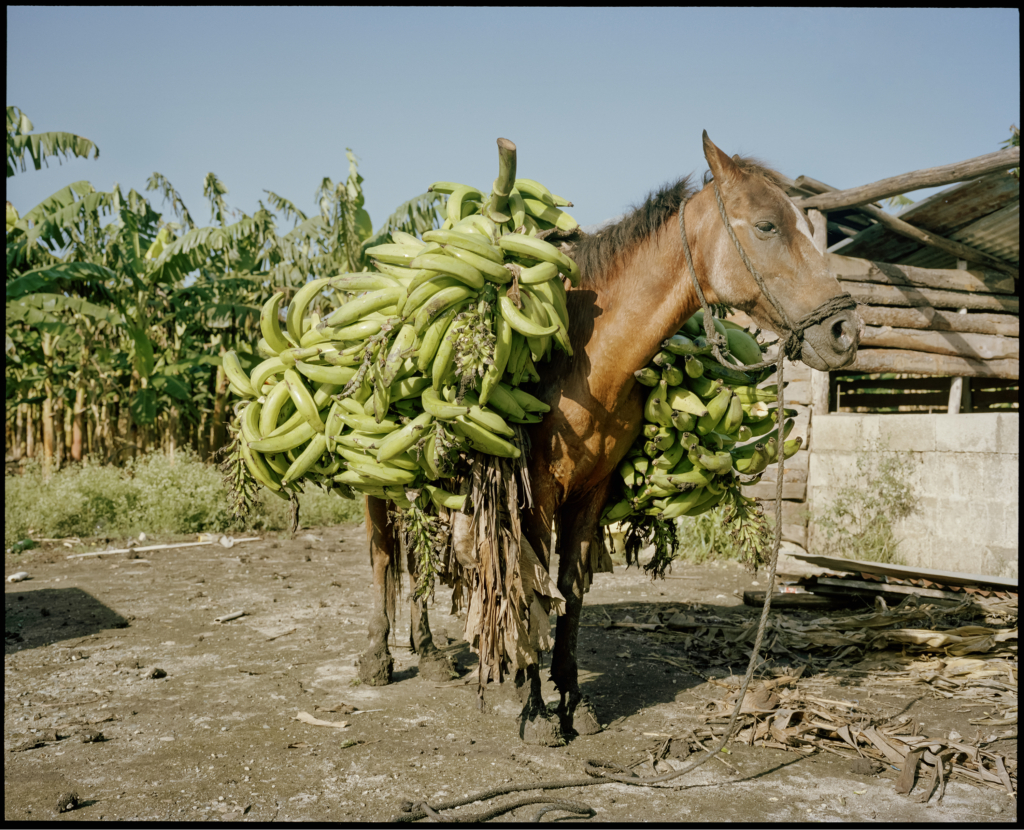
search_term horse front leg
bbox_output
[356,496,396,686]
[514,475,567,746]
[550,484,608,737]
[407,568,459,683]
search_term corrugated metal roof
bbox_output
[825,170,1019,269]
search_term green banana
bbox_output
[410,252,485,290]
[281,433,328,486]
[661,333,707,356]
[423,483,467,512]
[286,278,332,344]
[686,373,724,400]
[497,233,580,287]
[446,185,485,224]
[600,499,633,525]
[662,364,684,387]
[513,178,556,207]
[431,314,466,390]
[441,244,511,283]
[725,327,764,366]
[380,322,420,388]
[669,410,697,432]
[375,412,434,463]
[480,309,512,406]
[504,384,549,413]
[521,198,579,232]
[696,388,733,436]
[452,415,521,458]
[422,387,471,420]
[421,229,503,263]
[329,273,401,293]
[239,437,283,492]
[695,354,755,385]
[414,284,477,333]
[416,304,461,373]
[635,367,660,387]
[249,420,316,454]
[260,292,293,354]
[293,361,358,386]
[718,393,745,436]
[644,382,675,429]
[223,351,257,398]
[498,291,558,338]
[323,287,405,329]
[283,369,325,433]
[517,261,559,285]
[665,386,709,418]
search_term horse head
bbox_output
[691,131,860,371]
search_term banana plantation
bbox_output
[5,106,444,475]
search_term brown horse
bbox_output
[357,132,860,744]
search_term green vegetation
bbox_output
[6,105,444,475]
[808,450,917,564]
[5,450,364,549]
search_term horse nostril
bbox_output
[831,318,850,349]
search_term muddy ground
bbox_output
[4,522,1017,823]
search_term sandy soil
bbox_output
[4,523,1016,823]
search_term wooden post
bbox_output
[948,260,971,414]
[808,208,832,414]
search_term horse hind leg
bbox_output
[550,491,607,737]
[356,496,395,686]
[407,567,459,682]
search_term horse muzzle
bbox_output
[799,308,861,371]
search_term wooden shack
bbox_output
[732,138,1019,548]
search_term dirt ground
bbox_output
[4,522,1017,824]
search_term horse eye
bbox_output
[756,221,775,233]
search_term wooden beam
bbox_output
[794,146,1020,211]
[827,253,1015,294]
[847,348,1019,379]
[843,280,1019,313]
[861,325,1019,360]
[856,305,1018,337]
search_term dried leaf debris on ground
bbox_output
[600,592,1017,801]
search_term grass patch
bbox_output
[5,449,365,549]
[672,508,776,565]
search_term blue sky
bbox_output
[7,7,1020,236]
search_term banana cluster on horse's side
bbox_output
[222,176,583,514]
[601,309,803,525]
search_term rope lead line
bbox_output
[388,181,856,824]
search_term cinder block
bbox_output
[869,415,937,452]
[935,413,1003,453]
[810,415,862,451]
[995,414,1019,455]
[781,524,807,547]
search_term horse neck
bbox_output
[578,204,711,407]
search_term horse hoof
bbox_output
[417,650,458,683]
[571,698,603,736]
[356,648,393,686]
[519,707,566,747]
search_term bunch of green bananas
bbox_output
[600,310,802,525]
[222,176,583,510]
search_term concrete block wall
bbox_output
[807,413,1018,578]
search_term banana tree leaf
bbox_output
[7,129,99,178]
[149,372,191,401]
[6,262,120,302]
[127,327,155,378]
[129,387,157,425]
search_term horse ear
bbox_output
[702,130,742,186]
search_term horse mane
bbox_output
[569,154,786,290]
